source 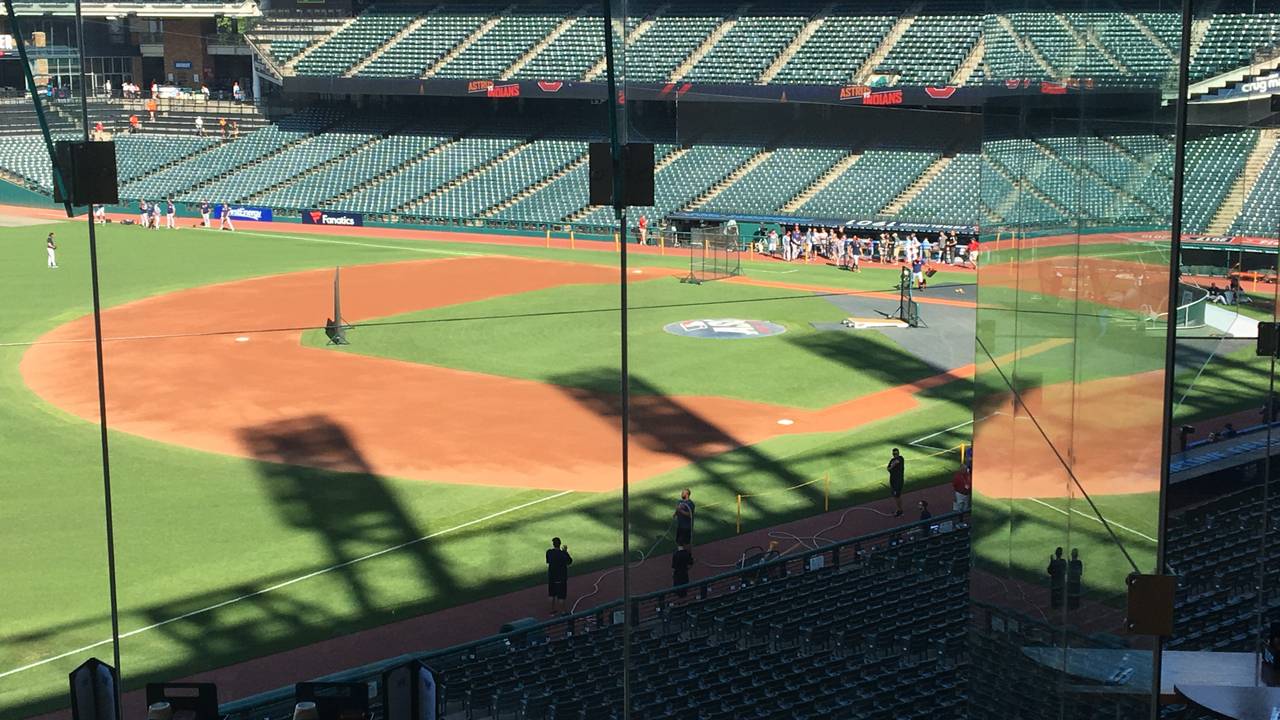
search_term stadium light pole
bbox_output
[600,1,633,717]
[73,0,126,711]
[1153,0,1195,715]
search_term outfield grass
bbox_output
[303,278,944,409]
[0,220,974,718]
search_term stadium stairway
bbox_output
[501,8,588,79]
[854,2,921,83]
[319,135,462,209]
[780,150,861,213]
[951,35,985,85]
[242,132,391,206]
[481,150,590,217]
[668,7,745,83]
[757,7,831,84]
[345,13,432,77]
[1030,137,1161,220]
[582,3,669,81]
[1207,128,1277,234]
[881,154,956,216]
[683,148,773,211]
[392,141,530,214]
[281,15,360,74]
[993,14,1058,79]
[422,10,508,79]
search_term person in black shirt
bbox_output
[1047,547,1067,610]
[1066,548,1083,610]
[887,448,905,517]
[671,545,694,599]
[674,489,695,545]
[917,499,932,522]
[546,537,572,615]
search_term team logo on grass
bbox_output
[663,319,786,339]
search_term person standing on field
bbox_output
[546,537,572,615]
[887,448,905,517]
[46,232,57,268]
[219,202,235,231]
[166,197,176,229]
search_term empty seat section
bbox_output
[177,131,371,204]
[255,134,449,210]
[699,147,847,214]
[772,5,899,84]
[327,137,519,213]
[1184,131,1254,233]
[798,150,938,217]
[493,161,590,222]
[512,15,605,79]
[881,12,981,85]
[432,7,574,78]
[114,134,217,183]
[1190,13,1280,80]
[361,6,493,77]
[407,140,585,218]
[899,153,980,223]
[121,107,342,201]
[294,9,419,76]
[624,9,722,82]
[682,13,808,83]
[576,144,756,225]
[1230,141,1280,235]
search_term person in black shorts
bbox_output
[546,537,572,615]
[887,448,905,517]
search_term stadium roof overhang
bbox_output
[8,0,259,16]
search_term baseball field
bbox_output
[1,210,981,717]
[2,211,1268,717]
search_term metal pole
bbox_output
[1153,0,1196,714]
[73,0,124,711]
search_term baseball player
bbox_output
[165,197,176,229]
[138,199,148,227]
[150,201,161,230]
[199,200,211,228]
[92,204,105,224]
[46,232,57,268]
[219,202,235,231]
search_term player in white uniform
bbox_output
[200,201,211,228]
[93,204,105,224]
[46,232,57,268]
[219,203,235,231]
[139,199,148,227]
[166,198,176,229]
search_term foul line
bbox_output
[0,490,573,680]
[236,230,483,257]
[908,418,976,451]
[1027,497,1157,544]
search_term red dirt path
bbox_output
[21,255,958,492]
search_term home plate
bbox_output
[777,418,795,426]
[235,336,250,343]
[841,317,909,330]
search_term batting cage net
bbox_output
[681,224,743,284]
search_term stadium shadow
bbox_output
[237,414,462,615]
[547,369,826,509]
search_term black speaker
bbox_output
[69,658,119,720]
[53,141,119,206]
[1259,321,1279,357]
[381,660,438,720]
[589,142,655,208]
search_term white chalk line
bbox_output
[236,230,483,257]
[751,268,800,275]
[907,416,982,452]
[0,490,573,680]
[1027,497,1157,544]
